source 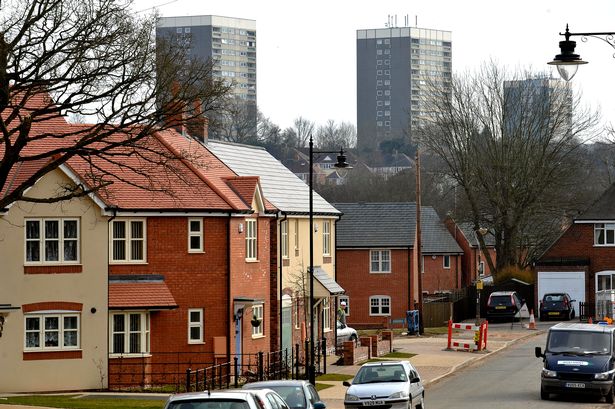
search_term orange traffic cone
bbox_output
[588,317,593,324]
[528,309,537,330]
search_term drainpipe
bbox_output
[227,213,232,362]
[278,213,287,353]
[105,206,117,383]
[408,246,412,310]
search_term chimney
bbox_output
[186,99,209,144]
[162,82,187,135]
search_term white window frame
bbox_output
[188,218,204,253]
[245,219,257,260]
[281,220,289,259]
[109,312,150,356]
[322,220,331,256]
[369,296,391,316]
[293,298,300,329]
[24,313,80,351]
[294,219,299,253]
[188,308,204,344]
[252,304,264,337]
[595,223,615,246]
[338,296,350,316]
[323,298,331,332]
[370,249,391,273]
[24,218,80,264]
[443,255,451,269]
[110,219,146,263]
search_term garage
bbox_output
[537,271,585,317]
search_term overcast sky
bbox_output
[134,0,615,132]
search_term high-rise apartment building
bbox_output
[156,15,257,138]
[356,26,452,152]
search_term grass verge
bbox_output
[316,373,354,382]
[0,395,165,408]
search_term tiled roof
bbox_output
[334,202,462,253]
[225,176,259,208]
[313,267,345,295]
[109,280,178,309]
[576,183,615,221]
[207,140,340,215]
[457,222,496,247]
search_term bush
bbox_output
[494,265,535,284]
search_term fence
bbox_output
[109,339,330,392]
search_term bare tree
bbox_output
[0,0,232,209]
[417,62,601,276]
[209,95,259,144]
[315,119,356,150]
[292,117,315,148]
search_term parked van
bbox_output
[535,322,615,403]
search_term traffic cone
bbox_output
[528,309,537,330]
[588,317,593,324]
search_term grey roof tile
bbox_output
[334,202,462,253]
[207,140,340,215]
[577,183,615,221]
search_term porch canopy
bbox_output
[313,267,345,298]
[109,275,178,310]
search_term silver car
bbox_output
[163,389,290,409]
[343,361,425,409]
[337,320,358,345]
[243,380,326,409]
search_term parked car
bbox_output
[486,291,524,322]
[343,360,425,409]
[536,322,615,402]
[163,389,290,409]
[243,380,326,409]
[539,293,576,321]
[337,320,358,345]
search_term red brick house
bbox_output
[333,203,463,328]
[536,184,615,319]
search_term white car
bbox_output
[343,361,425,409]
[163,389,290,409]
[336,320,358,345]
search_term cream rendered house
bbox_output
[206,140,344,353]
[0,166,109,392]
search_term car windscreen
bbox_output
[547,330,611,354]
[353,364,407,384]
[543,294,565,302]
[167,399,251,409]
[259,386,306,409]
[488,295,512,306]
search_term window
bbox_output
[25,218,79,263]
[281,220,289,258]
[24,313,80,350]
[595,223,615,245]
[294,219,299,252]
[322,221,331,256]
[188,218,203,252]
[110,312,149,355]
[110,219,146,262]
[252,304,263,337]
[338,296,350,316]
[370,250,391,273]
[246,219,257,260]
[323,298,331,331]
[188,309,203,343]
[369,296,391,316]
[443,255,451,269]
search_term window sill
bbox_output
[24,265,83,274]
[251,334,265,339]
[188,250,205,254]
[109,353,152,359]
[245,259,260,263]
[188,341,206,345]
[109,261,148,265]
[23,350,82,360]
[369,271,391,274]
[323,328,332,333]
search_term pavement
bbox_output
[0,322,546,409]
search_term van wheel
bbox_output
[540,387,549,400]
[606,385,615,404]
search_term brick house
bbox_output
[445,218,497,287]
[536,183,615,318]
[207,140,343,355]
[334,203,462,328]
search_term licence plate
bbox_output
[548,312,560,315]
[495,306,506,310]
[565,382,585,388]
[363,401,385,406]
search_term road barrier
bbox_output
[447,319,488,352]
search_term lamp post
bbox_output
[473,227,488,325]
[548,24,615,81]
[307,134,350,385]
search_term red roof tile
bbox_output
[109,281,178,309]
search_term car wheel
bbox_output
[350,334,357,345]
[540,387,549,400]
[416,394,425,409]
[606,385,615,404]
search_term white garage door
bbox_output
[537,271,585,314]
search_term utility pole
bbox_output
[416,149,424,335]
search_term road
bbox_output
[425,331,612,408]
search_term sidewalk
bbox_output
[317,325,545,409]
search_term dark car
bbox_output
[243,380,326,409]
[539,293,576,321]
[486,291,523,322]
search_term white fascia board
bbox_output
[58,164,108,213]
[111,211,236,217]
[574,220,615,224]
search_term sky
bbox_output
[134,0,615,132]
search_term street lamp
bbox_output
[307,134,351,385]
[548,24,615,81]
[473,227,488,325]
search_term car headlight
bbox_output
[388,390,409,399]
[542,369,557,378]
[595,371,613,380]
[345,394,359,401]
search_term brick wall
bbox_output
[422,255,460,293]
